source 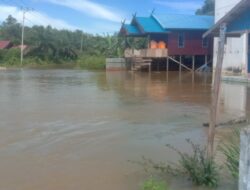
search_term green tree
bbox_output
[196,0,215,15]
[0,15,21,44]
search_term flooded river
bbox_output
[0,70,249,190]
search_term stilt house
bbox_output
[119,14,214,72]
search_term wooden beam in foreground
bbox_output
[207,23,227,158]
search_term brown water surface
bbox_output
[0,70,248,190]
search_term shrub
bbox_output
[219,129,240,179]
[0,48,20,66]
[142,178,168,190]
[134,140,220,188]
[77,55,105,70]
[166,140,219,187]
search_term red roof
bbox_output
[0,41,11,49]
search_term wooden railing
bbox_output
[124,48,168,58]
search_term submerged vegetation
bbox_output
[141,178,169,190]
[136,128,242,189]
[0,15,147,69]
[166,140,220,187]
[134,140,220,188]
[219,129,240,179]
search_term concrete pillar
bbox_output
[239,127,250,190]
[243,32,249,77]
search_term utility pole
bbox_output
[20,7,32,66]
[80,31,83,53]
[207,23,227,158]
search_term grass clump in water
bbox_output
[141,178,168,190]
[166,140,219,187]
[137,140,220,188]
[219,129,240,179]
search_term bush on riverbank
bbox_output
[76,55,105,70]
[0,49,106,70]
[0,48,20,66]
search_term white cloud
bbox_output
[0,4,81,30]
[154,0,202,12]
[43,0,123,23]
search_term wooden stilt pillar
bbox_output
[149,62,151,73]
[192,55,195,72]
[157,60,160,72]
[179,56,182,73]
[166,57,169,72]
[205,55,208,70]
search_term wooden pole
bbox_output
[149,62,151,73]
[207,23,227,158]
[157,60,160,72]
[166,57,169,72]
[192,56,195,72]
[179,56,182,73]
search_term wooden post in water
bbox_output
[192,56,195,72]
[179,56,182,74]
[239,127,250,190]
[207,23,227,158]
[166,57,169,72]
[149,61,151,73]
[157,60,160,72]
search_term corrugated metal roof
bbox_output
[0,41,11,49]
[154,14,214,30]
[136,16,166,33]
[204,0,250,37]
[123,24,140,35]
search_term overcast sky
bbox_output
[0,0,204,34]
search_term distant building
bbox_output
[0,41,12,49]
[119,14,214,72]
[204,0,250,79]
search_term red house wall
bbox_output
[167,30,213,56]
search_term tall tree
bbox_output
[196,0,215,15]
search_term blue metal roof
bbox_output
[154,14,214,30]
[204,0,250,37]
[227,10,250,33]
[123,24,140,35]
[135,16,166,33]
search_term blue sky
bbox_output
[0,0,204,34]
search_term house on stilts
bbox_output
[113,13,214,72]
[204,0,250,81]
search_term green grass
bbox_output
[141,178,168,190]
[219,129,240,179]
[0,49,106,70]
[76,55,105,70]
[165,140,219,187]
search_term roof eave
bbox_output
[203,0,250,38]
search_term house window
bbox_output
[178,33,185,48]
[202,38,209,48]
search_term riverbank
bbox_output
[0,55,106,70]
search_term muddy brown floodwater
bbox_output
[0,70,249,190]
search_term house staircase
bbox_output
[131,57,152,71]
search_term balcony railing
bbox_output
[124,48,168,58]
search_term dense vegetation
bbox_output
[0,15,147,69]
[196,0,215,15]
